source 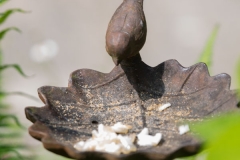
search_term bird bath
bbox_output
[25,1,239,160]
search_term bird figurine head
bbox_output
[106,0,147,66]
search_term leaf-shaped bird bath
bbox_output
[25,1,239,160]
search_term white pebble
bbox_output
[74,124,163,155]
[138,127,149,136]
[103,142,121,154]
[137,128,162,146]
[74,123,135,155]
[74,141,85,150]
[178,125,190,135]
[158,103,171,111]
[111,122,132,134]
[118,135,137,154]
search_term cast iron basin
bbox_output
[25,57,239,160]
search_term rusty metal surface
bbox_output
[25,55,238,160]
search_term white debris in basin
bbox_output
[74,123,163,154]
[111,122,132,134]
[158,103,171,111]
[137,128,162,146]
[74,123,136,155]
[178,124,190,135]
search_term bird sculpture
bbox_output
[106,0,147,65]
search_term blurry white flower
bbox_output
[30,39,59,63]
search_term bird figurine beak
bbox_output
[112,57,121,66]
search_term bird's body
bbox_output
[106,0,147,65]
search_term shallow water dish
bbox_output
[25,57,238,160]
[25,0,239,159]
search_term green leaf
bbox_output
[0,144,34,160]
[191,112,240,142]
[0,148,25,160]
[0,64,29,77]
[0,144,27,150]
[0,103,10,109]
[190,112,240,160]
[207,122,240,160]
[0,132,21,138]
[0,46,2,90]
[0,0,8,6]
[0,114,25,129]
[0,27,21,42]
[0,91,39,102]
[0,9,28,25]
[4,157,34,160]
[198,25,220,74]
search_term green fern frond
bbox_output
[0,27,21,42]
[0,144,27,150]
[0,148,25,160]
[0,91,39,102]
[0,64,29,77]
[0,132,21,138]
[0,0,8,6]
[0,9,28,25]
[0,114,25,129]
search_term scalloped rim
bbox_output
[25,59,237,160]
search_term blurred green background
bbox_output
[0,0,239,159]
